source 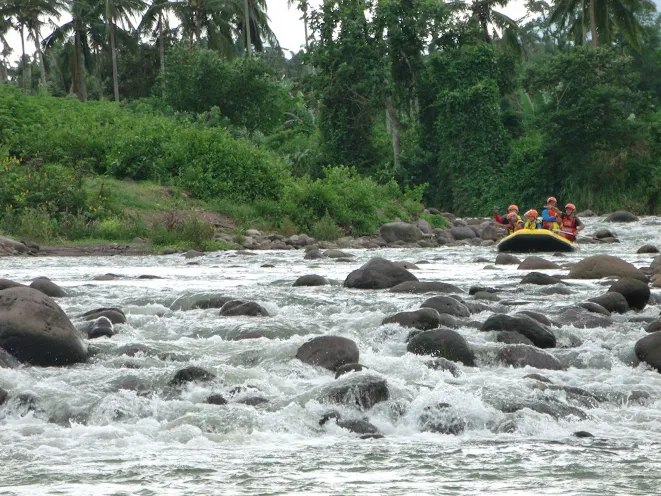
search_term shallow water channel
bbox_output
[2,217,661,495]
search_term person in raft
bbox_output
[557,203,584,240]
[494,205,521,226]
[523,209,542,230]
[505,212,523,232]
[542,196,562,230]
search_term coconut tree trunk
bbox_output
[589,0,598,46]
[244,0,252,56]
[33,28,47,89]
[20,24,27,93]
[110,21,119,101]
[158,12,165,75]
[96,45,104,100]
[73,30,87,101]
[0,61,7,83]
[385,96,401,171]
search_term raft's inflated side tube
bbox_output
[497,229,577,253]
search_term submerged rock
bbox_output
[334,363,368,379]
[407,329,475,366]
[556,307,613,328]
[296,336,359,372]
[321,373,390,410]
[495,253,521,265]
[170,366,216,386]
[498,344,563,370]
[481,314,556,349]
[382,308,443,331]
[190,296,234,310]
[344,258,418,290]
[588,292,629,314]
[518,257,561,270]
[605,211,639,223]
[29,278,67,298]
[219,300,269,317]
[389,281,463,294]
[418,403,465,435]
[81,317,115,339]
[634,332,661,372]
[82,307,127,324]
[521,272,564,286]
[293,275,330,287]
[0,287,88,366]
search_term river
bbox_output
[1,217,661,495]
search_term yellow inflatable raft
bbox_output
[497,229,577,253]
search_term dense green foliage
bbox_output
[3,0,661,249]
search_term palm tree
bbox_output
[23,0,66,88]
[105,0,146,101]
[551,0,655,49]
[139,0,176,84]
[45,0,105,100]
[236,0,278,55]
[0,18,11,83]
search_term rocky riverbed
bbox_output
[2,213,661,494]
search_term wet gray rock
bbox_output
[190,296,234,310]
[233,331,267,340]
[407,329,475,366]
[568,255,647,282]
[608,277,650,310]
[184,250,205,259]
[434,229,455,245]
[206,394,228,405]
[556,307,613,328]
[418,403,465,435]
[498,345,563,370]
[646,320,661,333]
[29,278,67,298]
[304,249,326,260]
[319,412,382,436]
[323,249,353,259]
[574,431,594,438]
[425,357,461,376]
[638,245,659,254]
[0,387,6,405]
[538,285,573,296]
[334,363,368,379]
[421,296,470,318]
[416,219,433,234]
[469,286,499,295]
[296,336,359,372]
[322,373,390,410]
[578,302,611,316]
[293,275,330,287]
[481,314,556,349]
[516,311,553,327]
[0,279,27,291]
[496,331,534,346]
[382,308,443,331]
[0,287,88,366]
[594,229,616,240]
[518,257,561,270]
[344,258,418,290]
[82,307,127,324]
[81,317,115,339]
[635,332,661,372]
[389,281,463,294]
[0,347,21,368]
[450,226,476,240]
[379,222,424,243]
[605,211,639,223]
[521,272,564,286]
[473,291,500,302]
[588,292,630,314]
[495,253,521,265]
[170,366,216,386]
[237,396,269,406]
[497,398,587,420]
[523,373,552,383]
[219,300,269,317]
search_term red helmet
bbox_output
[506,212,518,221]
[526,209,538,217]
[508,204,519,213]
[547,196,557,204]
[565,203,576,211]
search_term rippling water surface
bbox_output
[2,217,661,495]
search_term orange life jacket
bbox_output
[562,216,577,233]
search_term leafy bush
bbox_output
[311,215,343,240]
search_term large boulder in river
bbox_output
[556,307,613,328]
[219,300,269,317]
[296,336,359,371]
[578,302,611,316]
[638,245,659,254]
[450,226,476,240]
[0,279,26,291]
[321,373,389,410]
[635,332,661,372]
[390,281,463,294]
[481,314,556,349]
[80,317,115,339]
[568,255,647,282]
[605,211,639,223]
[498,345,563,370]
[29,278,67,298]
[0,287,88,366]
[608,277,650,311]
[0,236,28,254]
[344,258,418,290]
[588,292,629,314]
[293,275,329,287]
[421,296,470,318]
[383,308,443,331]
[407,329,475,366]
[379,222,423,243]
[517,257,561,270]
